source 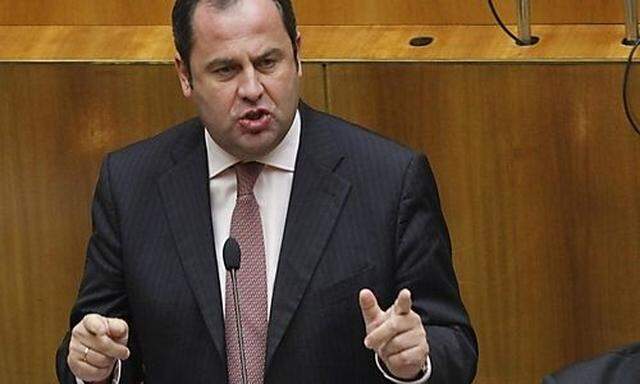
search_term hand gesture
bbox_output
[67,314,130,383]
[359,288,429,380]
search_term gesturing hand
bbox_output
[67,314,130,383]
[359,289,429,380]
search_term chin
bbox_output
[234,143,274,159]
[240,135,282,156]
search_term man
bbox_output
[56,0,478,383]
[542,342,640,384]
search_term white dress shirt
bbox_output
[207,111,300,314]
[78,110,430,383]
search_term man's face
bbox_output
[175,0,301,159]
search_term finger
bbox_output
[379,328,427,361]
[75,315,130,360]
[83,314,109,336]
[74,331,130,361]
[68,358,114,383]
[364,315,415,350]
[393,289,412,315]
[70,343,115,370]
[67,340,115,381]
[359,289,384,327]
[106,318,129,343]
[386,344,429,370]
[98,338,130,360]
[87,348,116,369]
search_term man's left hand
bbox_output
[359,288,429,380]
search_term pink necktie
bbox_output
[225,162,268,384]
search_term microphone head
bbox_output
[223,237,241,271]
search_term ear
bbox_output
[174,53,193,97]
[295,30,302,77]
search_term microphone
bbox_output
[223,238,248,384]
[223,237,241,270]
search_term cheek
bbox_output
[265,73,299,104]
[195,85,236,116]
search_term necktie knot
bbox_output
[235,162,263,196]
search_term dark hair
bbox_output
[172,0,298,76]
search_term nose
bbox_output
[237,68,264,103]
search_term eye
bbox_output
[213,65,236,79]
[257,57,277,70]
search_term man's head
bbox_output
[172,0,302,159]
[173,0,298,79]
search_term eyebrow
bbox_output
[257,48,283,60]
[205,58,236,72]
[204,48,285,71]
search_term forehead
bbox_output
[191,0,289,53]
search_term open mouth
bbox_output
[243,109,268,120]
[239,109,272,131]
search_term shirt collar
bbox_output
[205,109,301,179]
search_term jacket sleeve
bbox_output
[56,154,143,384]
[394,153,478,384]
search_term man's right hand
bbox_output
[67,314,130,383]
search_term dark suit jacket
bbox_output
[542,342,640,384]
[56,103,478,383]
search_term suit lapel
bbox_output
[153,108,351,370]
[157,121,226,364]
[266,104,351,368]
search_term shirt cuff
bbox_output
[375,353,432,384]
[75,359,122,384]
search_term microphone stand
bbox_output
[224,237,248,384]
[624,0,640,45]
[229,268,248,384]
[516,0,539,45]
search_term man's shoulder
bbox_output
[544,342,640,384]
[109,117,202,161]
[97,117,202,186]
[300,103,417,163]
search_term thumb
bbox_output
[106,318,129,344]
[359,289,384,327]
[393,289,412,315]
[83,314,109,336]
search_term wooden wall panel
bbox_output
[296,0,624,26]
[0,0,626,25]
[0,24,634,64]
[0,0,174,26]
[326,63,640,384]
[0,62,325,384]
